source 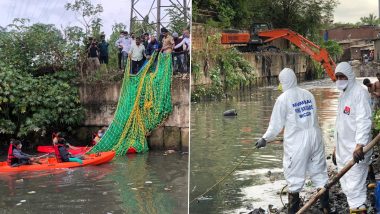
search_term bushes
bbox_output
[191,34,255,101]
[0,63,85,137]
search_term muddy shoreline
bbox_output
[243,145,380,214]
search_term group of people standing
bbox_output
[256,62,373,213]
[115,27,190,74]
[84,27,190,75]
[86,34,109,72]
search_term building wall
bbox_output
[327,26,380,41]
[350,47,362,60]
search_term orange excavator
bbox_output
[221,23,336,81]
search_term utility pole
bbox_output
[183,0,187,24]
[130,0,134,33]
[157,0,161,36]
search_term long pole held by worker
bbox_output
[297,133,380,213]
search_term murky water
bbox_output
[0,152,188,214]
[190,78,372,214]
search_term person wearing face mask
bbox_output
[128,37,146,74]
[130,33,136,46]
[333,62,372,213]
[92,128,106,145]
[255,68,329,214]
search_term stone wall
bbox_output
[78,76,190,152]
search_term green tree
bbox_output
[360,13,380,26]
[166,4,190,33]
[64,0,104,35]
[108,23,127,68]
[193,0,339,37]
[64,0,105,75]
[0,20,85,140]
[0,63,84,137]
[131,15,156,36]
[322,40,343,62]
[1,19,67,75]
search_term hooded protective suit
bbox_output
[334,62,372,208]
[262,68,328,192]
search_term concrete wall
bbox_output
[241,52,308,86]
[78,76,190,152]
[192,51,309,88]
[79,82,121,126]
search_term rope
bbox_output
[189,147,257,204]
[280,184,288,207]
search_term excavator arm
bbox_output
[221,28,336,81]
[258,29,336,81]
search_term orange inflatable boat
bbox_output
[0,151,115,172]
[37,145,89,155]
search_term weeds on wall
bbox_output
[191,33,255,101]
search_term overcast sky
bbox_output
[0,0,191,38]
[333,0,378,23]
[0,0,376,36]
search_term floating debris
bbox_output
[145,181,153,184]
[197,196,213,202]
[223,109,237,116]
[27,191,36,194]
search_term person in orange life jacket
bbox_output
[53,138,83,164]
[7,139,37,166]
[52,132,81,151]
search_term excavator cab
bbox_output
[249,22,272,45]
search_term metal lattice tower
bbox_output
[130,0,190,36]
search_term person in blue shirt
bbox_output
[98,34,109,65]
[7,139,37,166]
[145,35,159,60]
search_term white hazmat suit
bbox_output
[262,68,328,192]
[334,62,372,208]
